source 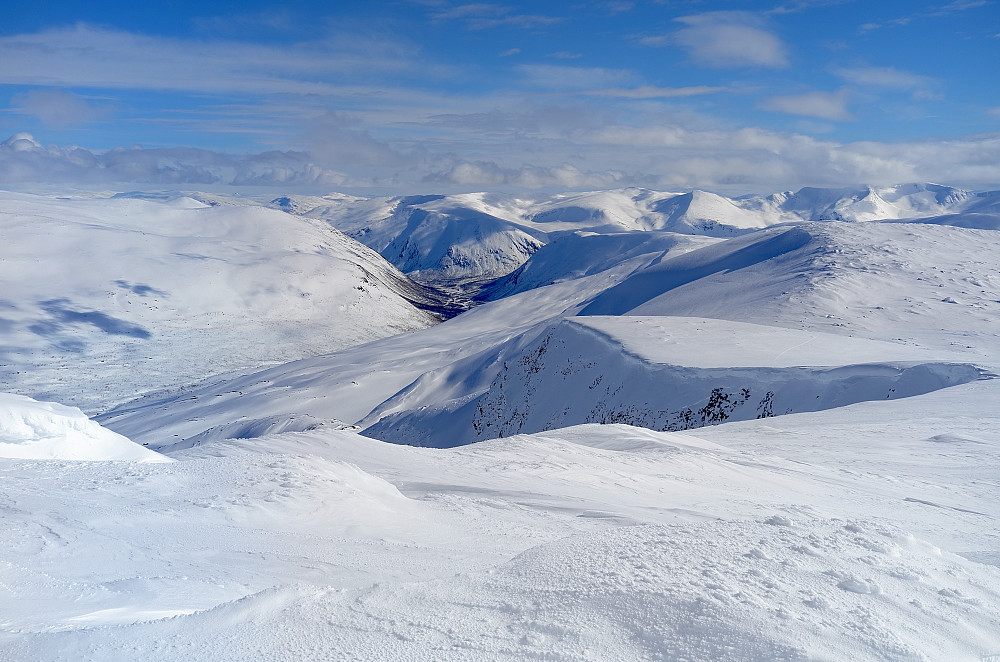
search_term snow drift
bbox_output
[0,392,169,462]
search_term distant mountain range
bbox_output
[269,183,1000,285]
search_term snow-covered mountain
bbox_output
[476,231,719,301]
[99,218,1000,450]
[5,184,1000,662]
[362,316,983,447]
[579,221,1000,359]
[740,182,983,222]
[296,193,544,284]
[0,191,439,412]
[266,183,1000,290]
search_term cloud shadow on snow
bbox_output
[114,280,169,298]
[28,298,152,349]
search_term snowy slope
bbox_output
[98,217,1000,450]
[476,231,719,301]
[646,189,772,235]
[96,271,625,450]
[368,205,544,283]
[579,221,1000,362]
[300,194,543,284]
[0,191,438,412]
[5,184,1000,662]
[362,316,986,447]
[738,182,984,222]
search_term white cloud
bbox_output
[833,66,933,90]
[671,12,789,69]
[8,90,113,128]
[0,25,427,95]
[430,4,562,29]
[583,85,729,99]
[761,89,853,121]
[424,160,628,188]
[0,133,346,189]
[935,0,989,13]
[4,126,1000,197]
[303,113,406,168]
[517,64,634,90]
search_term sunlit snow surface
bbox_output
[0,192,437,413]
[3,187,1000,661]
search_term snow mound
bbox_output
[0,393,169,462]
[174,413,352,450]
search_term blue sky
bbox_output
[1,0,998,194]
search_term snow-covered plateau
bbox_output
[2,185,999,661]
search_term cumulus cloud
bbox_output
[304,113,406,168]
[670,12,789,69]
[760,88,853,121]
[9,89,113,128]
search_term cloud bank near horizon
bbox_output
[4,129,999,196]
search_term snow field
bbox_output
[0,191,438,413]
[2,416,999,660]
[4,184,1000,660]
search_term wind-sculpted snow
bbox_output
[0,393,169,462]
[0,192,438,412]
[7,184,1000,660]
[3,419,999,661]
[363,317,986,447]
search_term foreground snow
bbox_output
[2,401,998,659]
